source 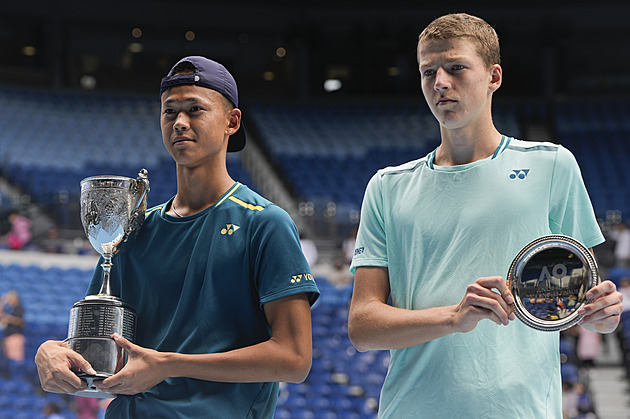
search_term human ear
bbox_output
[489,64,502,92]
[226,108,242,134]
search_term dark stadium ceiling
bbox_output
[1,1,629,100]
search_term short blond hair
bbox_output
[418,13,500,68]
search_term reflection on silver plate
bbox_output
[506,235,599,332]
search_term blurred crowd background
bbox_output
[1,1,630,418]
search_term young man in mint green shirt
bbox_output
[349,13,623,418]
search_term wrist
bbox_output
[159,351,185,379]
[444,305,464,334]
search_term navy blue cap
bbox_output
[160,56,245,152]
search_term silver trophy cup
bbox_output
[65,169,149,397]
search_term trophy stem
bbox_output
[98,256,113,296]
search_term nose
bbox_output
[173,112,190,131]
[434,68,451,92]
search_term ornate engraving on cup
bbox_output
[64,169,149,397]
[80,169,149,260]
[506,235,599,332]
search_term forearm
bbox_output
[99,295,315,395]
[348,299,459,351]
[349,266,465,351]
[160,336,312,384]
[350,267,515,351]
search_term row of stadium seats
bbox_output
[248,101,520,212]
[249,99,630,221]
[0,87,253,211]
[5,153,251,211]
[553,99,630,218]
[0,264,85,417]
[1,86,629,222]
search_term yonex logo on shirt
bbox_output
[290,273,315,284]
[509,169,530,180]
[221,224,240,235]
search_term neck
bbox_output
[435,124,503,166]
[170,164,235,216]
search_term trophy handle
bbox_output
[124,169,150,246]
[132,169,150,214]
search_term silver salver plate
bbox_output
[506,235,599,332]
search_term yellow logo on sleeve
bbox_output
[291,273,315,284]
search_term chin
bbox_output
[438,118,467,131]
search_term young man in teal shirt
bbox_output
[36,56,319,418]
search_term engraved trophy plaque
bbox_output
[506,235,599,332]
[65,169,149,397]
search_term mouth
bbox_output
[173,136,194,145]
[436,97,457,106]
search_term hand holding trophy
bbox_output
[65,169,149,397]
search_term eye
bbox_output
[422,69,436,77]
[189,106,203,112]
[451,64,465,71]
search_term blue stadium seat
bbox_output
[561,362,579,384]
[0,87,254,212]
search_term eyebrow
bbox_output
[163,97,202,106]
[419,56,469,68]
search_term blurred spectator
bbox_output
[593,224,616,281]
[577,327,601,372]
[329,256,353,286]
[43,402,65,419]
[0,290,25,363]
[573,382,595,417]
[620,277,630,312]
[300,232,319,267]
[562,381,595,419]
[610,222,630,268]
[562,381,579,419]
[76,396,99,419]
[38,227,65,254]
[342,227,358,265]
[0,210,32,250]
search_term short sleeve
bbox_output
[350,172,389,274]
[252,205,320,307]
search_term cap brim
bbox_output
[228,125,246,152]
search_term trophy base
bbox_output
[75,372,116,398]
[65,296,137,397]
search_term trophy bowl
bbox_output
[64,169,149,397]
[506,235,599,332]
[80,171,149,260]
